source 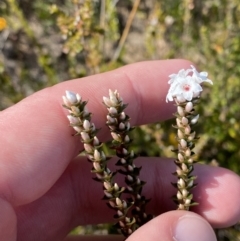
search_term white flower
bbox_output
[103,89,121,107]
[190,65,213,85]
[168,68,192,85]
[166,75,202,102]
[64,91,81,105]
[67,115,79,125]
[103,96,112,107]
[166,66,213,102]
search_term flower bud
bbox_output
[136,178,141,184]
[188,158,193,163]
[81,132,90,142]
[96,173,103,180]
[111,132,121,142]
[181,163,188,172]
[109,96,118,106]
[73,126,82,133]
[177,129,184,139]
[185,102,193,112]
[176,169,183,176]
[184,125,191,135]
[109,200,115,208]
[83,120,91,130]
[65,91,79,105]
[182,117,189,125]
[114,183,119,191]
[109,89,118,103]
[121,158,126,164]
[122,200,127,209]
[103,96,112,107]
[101,151,106,161]
[127,165,134,172]
[117,210,123,217]
[67,115,79,125]
[84,143,93,153]
[93,161,101,171]
[188,131,196,141]
[177,191,183,200]
[177,106,185,116]
[182,189,188,197]
[176,118,183,127]
[178,204,185,210]
[124,135,130,143]
[135,207,140,212]
[126,122,131,130]
[71,106,80,115]
[109,107,117,115]
[125,217,131,223]
[104,190,113,198]
[176,95,186,103]
[191,114,199,124]
[116,197,122,206]
[180,139,187,148]
[119,221,125,228]
[103,182,112,190]
[178,153,184,162]
[76,93,81,102]
[178,178,185,188]
[83,107,89,117]
[127,175,133,182]
[94,149,101,161]
[62,96,71,107]
[119,122,125,130]
[93,136,100,146]
[122,148,128,155]
[107,115,116,124]
[187,179,194,188]
[185,148,191,156]
[119,112,126,120]
[127,186,133,192]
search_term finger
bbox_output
[16,157,240,241]
[63,235,123,241]
[126,211,217,241]
[0,60,192,206]
[0,198,16,241]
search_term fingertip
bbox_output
[193,165,240,228]
[126,211,216,241]
[0,198,17,241]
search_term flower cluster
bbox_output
[166,65,213,103]
[167,66,213,210]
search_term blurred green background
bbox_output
[1,0,240,240]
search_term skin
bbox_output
[0,60,240,241]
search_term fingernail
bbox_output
[173,214,217,241]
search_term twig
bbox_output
[111,0,141,62]
[99,0,106,56]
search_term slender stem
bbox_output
[111,0,141,62]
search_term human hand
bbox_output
[0,60,240,241]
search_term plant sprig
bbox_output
[103,89,152,227]
[166,65,213,210]
[62,90,151,237]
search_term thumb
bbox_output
[127,211,217,241]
